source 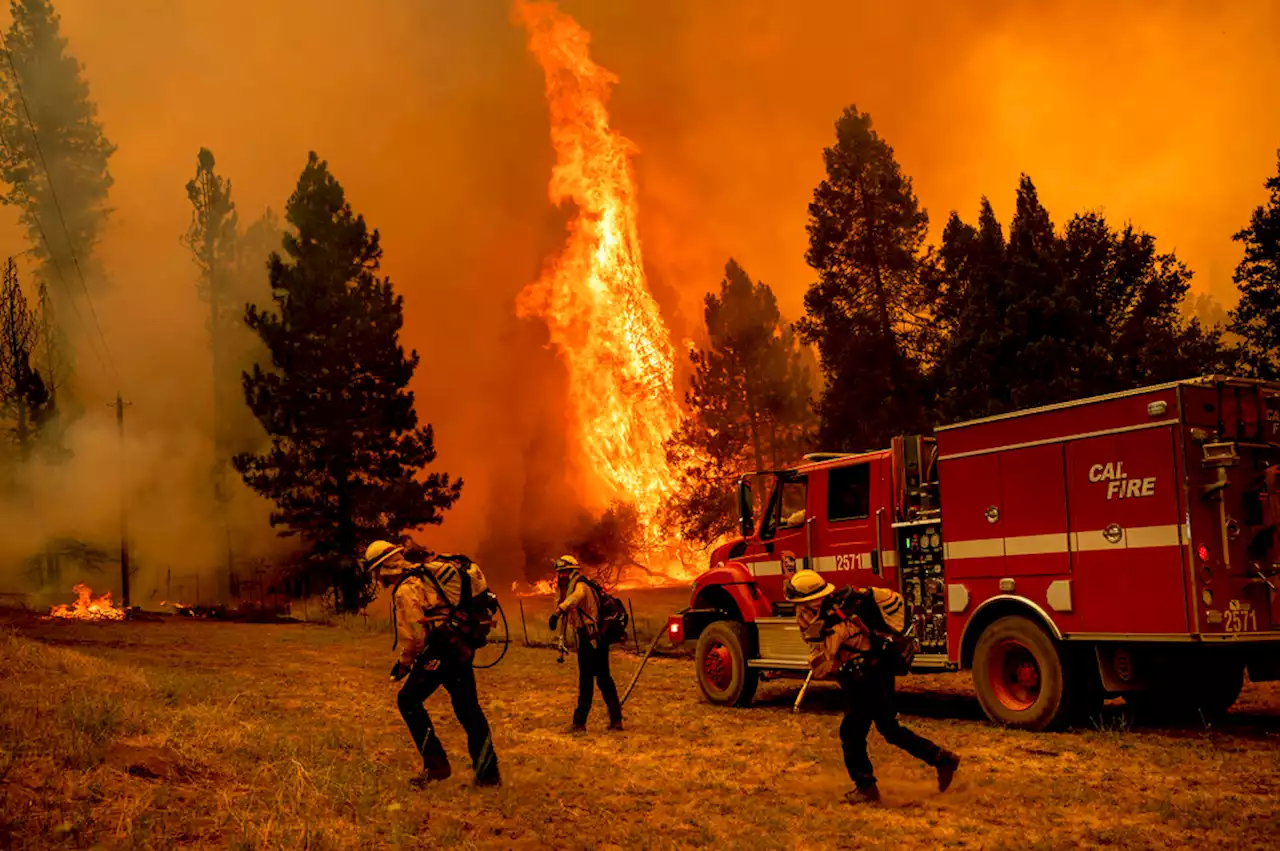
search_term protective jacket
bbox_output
[796,600,872,678]
[392,559,491,667]
[555,572,601,637]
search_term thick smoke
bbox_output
[2,0,1277,597]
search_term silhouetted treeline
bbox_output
[665,107,1280,544]
[798,105,1255,453]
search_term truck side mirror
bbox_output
[737,478,754,538]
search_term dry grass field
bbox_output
[2,594,1278,850]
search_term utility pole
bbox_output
[111,393,132,606]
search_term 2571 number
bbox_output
[1223,609,1258,632]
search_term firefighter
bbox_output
[548,554,623,733]
[785,569,959,803]
[364,540,501,788]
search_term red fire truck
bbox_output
[665,376,1280,730]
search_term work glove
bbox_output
[389,661,409,682]
[548,611,560,631]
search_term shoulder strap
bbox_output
[418,566,457,614]
[571,576,601,624]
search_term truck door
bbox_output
[742,473,810,600]
[812,458,891,586]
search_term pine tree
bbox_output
[665,259,815,545]
[0,258,51,461]
[182,149,238,504]
[934,178,1227,424]
[999,176,1091,410]
[234,153,462,612]
[1062,212,1225,389]
[798,106,931,451]
[1228,152,1280,379]
[0,0,115,395]
[932,199,1009,421]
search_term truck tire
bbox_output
[972,616,1074,731]
[1197,661,1245,718]
[695,620,759,707]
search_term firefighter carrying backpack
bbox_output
[578,577,629,646]
[827,586,917,677]
[414,555,500,651]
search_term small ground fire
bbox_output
[47,584,126,621]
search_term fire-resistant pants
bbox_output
[574,628,622,727]
[838,664,943,789]
[397,648,500,783]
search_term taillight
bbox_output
[1197,544,1210,563]
[667,619,684,644]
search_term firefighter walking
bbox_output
[365,541,501,788]
[549,554,624,733]
[785,569,959,803]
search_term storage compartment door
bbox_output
[1065,427,1187,634]
[999,444,1071,576]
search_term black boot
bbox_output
[409,762,452,788]
[936,750,961,793]
[844,784,881,805]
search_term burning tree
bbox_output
[516,0,691,575]
[234,152,462,613]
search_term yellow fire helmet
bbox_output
[364,540,405,574]
[785,569,835,603]
[554,554,580,572]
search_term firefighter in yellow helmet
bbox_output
[364,540,501,788]
[549,554,623,733]
[786,569,959,803]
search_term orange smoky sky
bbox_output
[7,0,1279,574]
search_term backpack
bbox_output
[826,586,917,677]
[415,555,500,651]
[578,577,629,646]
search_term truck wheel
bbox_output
[973,616,1072,731]
[695,621,759,707]
[1198,661,1245,718]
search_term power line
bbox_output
[0,36,117,384]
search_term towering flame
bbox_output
[515,1,680,524]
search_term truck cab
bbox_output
[668,437,944,708]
